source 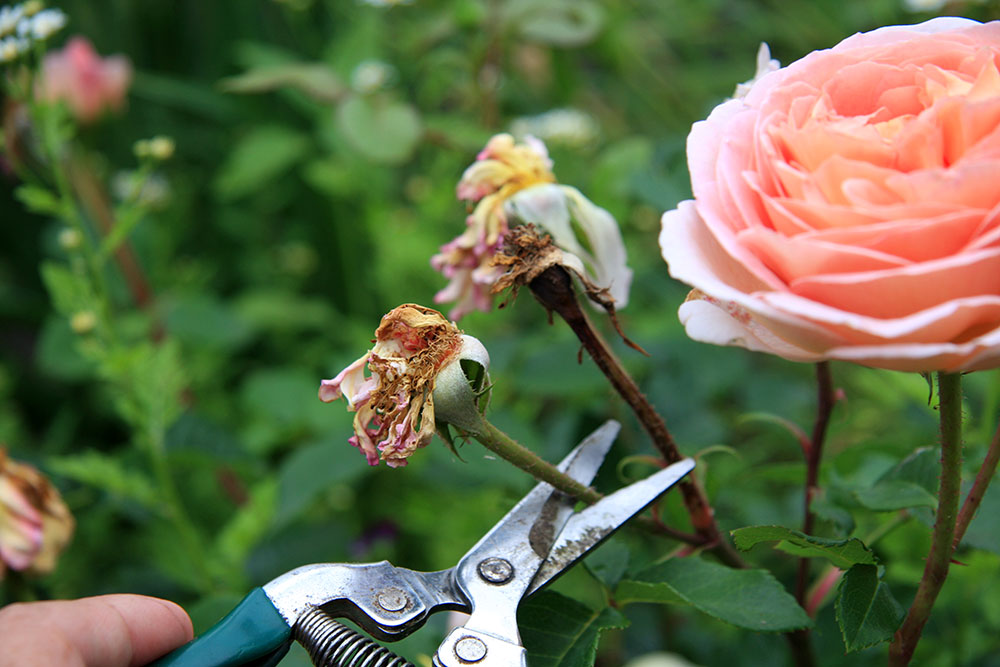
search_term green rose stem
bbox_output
[889,372,964,666]
[526,265,745,569]
[460,412,683,538]
[953,419,1000,548]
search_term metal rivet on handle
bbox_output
[376,587,408,612]
[454,636,487,663]
[477,557,514,584]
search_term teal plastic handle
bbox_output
[150,588,292,667]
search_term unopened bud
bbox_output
[133,139,150,159]
[57,228,82,250]
[69,311,97,334]
[147,136,175,161]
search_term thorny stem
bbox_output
[796,362,835,599]
[789,362,835,667]
[889,372,964,666]
[953,419,1000,549]
[527,265,745,569]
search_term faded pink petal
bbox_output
[0,450,74,578]
[37,37,132,124]
[661,19,1000,372]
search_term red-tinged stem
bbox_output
[527,265,746,570]
[889,372,964,666]
[953,419,1000,549]
[796,361,835,602]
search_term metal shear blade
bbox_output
[433,422,695,667]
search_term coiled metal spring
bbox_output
[293,606,414,667]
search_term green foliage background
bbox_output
[2,1,1000,665]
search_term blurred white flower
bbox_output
[0,35,27,63]
[0,4,25,38]
[112,171,171,209]
[358,0,414,6]
[350,59,395,94]
[18,7,65,40]
[624,652,703,667]
[510,108,599,148]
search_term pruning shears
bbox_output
[151,420,694,667]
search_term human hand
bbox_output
[0,594,192,666]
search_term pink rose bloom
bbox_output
[0,449,74,578]
[660,19,1000,372]
[37,36,132,124]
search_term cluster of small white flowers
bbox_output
[0,2,65,64]
[509,108,599,148]
[350,59,395,94]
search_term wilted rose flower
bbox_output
[433,133,633,320]
[37,36,132,124]
[0,449,74,578]
[661,19,1000,372]
[319,304,489,467]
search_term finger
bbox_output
[0,594,193,667]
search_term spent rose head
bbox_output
[319,304,489,468]
[0,448,74,579]
[661,18,1000,372]
[433,133,633,320]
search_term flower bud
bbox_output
[69,310,96,334]
[57,227,82,250]
[147,135,175,161]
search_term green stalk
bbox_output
[888,372,964,666]
[473,417,602,505]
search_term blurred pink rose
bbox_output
[660,18,1000,372]
[0,449,74,578]
[38,36,132,124]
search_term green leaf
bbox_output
[731,525,877,569]
[335,96,422,165]
[214,126,310,200]
[275,440,365,526]
[881,447,939,491]
[220,63,345,102]
[212,479,277,577]
[958,474,1000,554]
[35,315,97,381]
[519,591,628,667]
[16,184,63,216]
[47,451,159,510]
[854,480,937,511]
[506,0,605,47]
[164,294,254,350]
[583,538,629,590]
[835,564,904,652]
[616,557,811,632]
[39,261,95,317]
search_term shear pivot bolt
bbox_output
[478,557,514,584]
[376,588,408,612]
[454,636,487,663]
